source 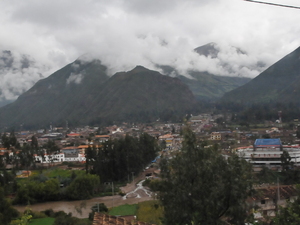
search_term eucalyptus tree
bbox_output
[159,126,254,225]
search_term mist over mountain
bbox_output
[0,50,52,107]
[157,43,256,100]
[192,42,266,77]
[0,60,198,129]
[0,42,265,106]
[222,46,300,104]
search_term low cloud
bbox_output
[0,51,52,102]
[0,0,300,102]
[66,73,83,85]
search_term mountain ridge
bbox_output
[221,46,300,104]
[0,63,198,129]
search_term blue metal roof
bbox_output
[254,138,282,147]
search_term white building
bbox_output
[237,139,300,170]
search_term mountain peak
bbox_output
[222,45,300,103]
[0,63,197,128]
[129,65,150,73]
[194,42,219,58]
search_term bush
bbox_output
[54,210,68,218]
[43,209,55,217]
[31,211,47,219]
[66,174,100,200]
[118,191,126,196]
[91,203,108,213]
[142,179,151,187]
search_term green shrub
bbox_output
[32,211,47,219]
[43,209,55,217]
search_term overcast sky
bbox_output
[0,0,300,101]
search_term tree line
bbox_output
[86,133,160,182]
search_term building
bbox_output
[249,185,298,219]
[237,139,300,171]
[210,132,221,141]
[159,134,174,147]
[93,213,155,225]
[94,135,110,143]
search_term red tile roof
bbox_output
[93,213,155,225]
[251,185,298,201]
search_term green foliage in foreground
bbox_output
[36,209,91,225]
[29,217,55,225]
[136,201,163,225]
[109,204,138,216]
[158,126,254,225]
[108,201,163,224]
[66,174,100,200]
[271,186,300,225]
[90,133,159,182]
[42,168,85,178]
[0,186,19,225]
[13,171,100,204]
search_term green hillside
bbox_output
[222,46,300,104]
[0,63,198,129]
[158,65,251,101]
[179,71,250,100]
[0,58,110,128]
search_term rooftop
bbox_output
[254,139,282,147]
[93,213,155,225]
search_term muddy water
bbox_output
[15,169,156,218]
[14,177,154,219]
[14,195,153,218]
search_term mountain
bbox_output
[178,71,251,101]
[159,43,252,101]
[0,62,198,129]
[221,46,300,104]
[194,42,220,58]
[0,58,109,129]
[194,42,247,58]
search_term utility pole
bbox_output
[112,182,114,207]
[277,177,280,203]
[275,177,280,213]
[131,172,134,183]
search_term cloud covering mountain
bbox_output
[1,0,300,104]
[0,51,52,106]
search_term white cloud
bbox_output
[66,73,83,85]
[0,0,299,101]
[0,51,51,101]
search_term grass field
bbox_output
[108,201,164,225]
[136,200,163,225]
[109,204,138,216]
[42,168,85,178]
[29,217,55,225]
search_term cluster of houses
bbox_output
[2,114,300,222]
[1,113,300,166]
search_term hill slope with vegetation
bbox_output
[222,46,300,104]
[0,62,198,128]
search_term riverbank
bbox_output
[14,168,154,218]
[14,195,152,218]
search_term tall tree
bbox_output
[18,144,35,176]
[281,150,293,172]
[85,145,96,174]
[0,186,19,225]
[91,133,158,182]
[42,140,60,166]
[158,126,253,225]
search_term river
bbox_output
[14,179,153,218]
